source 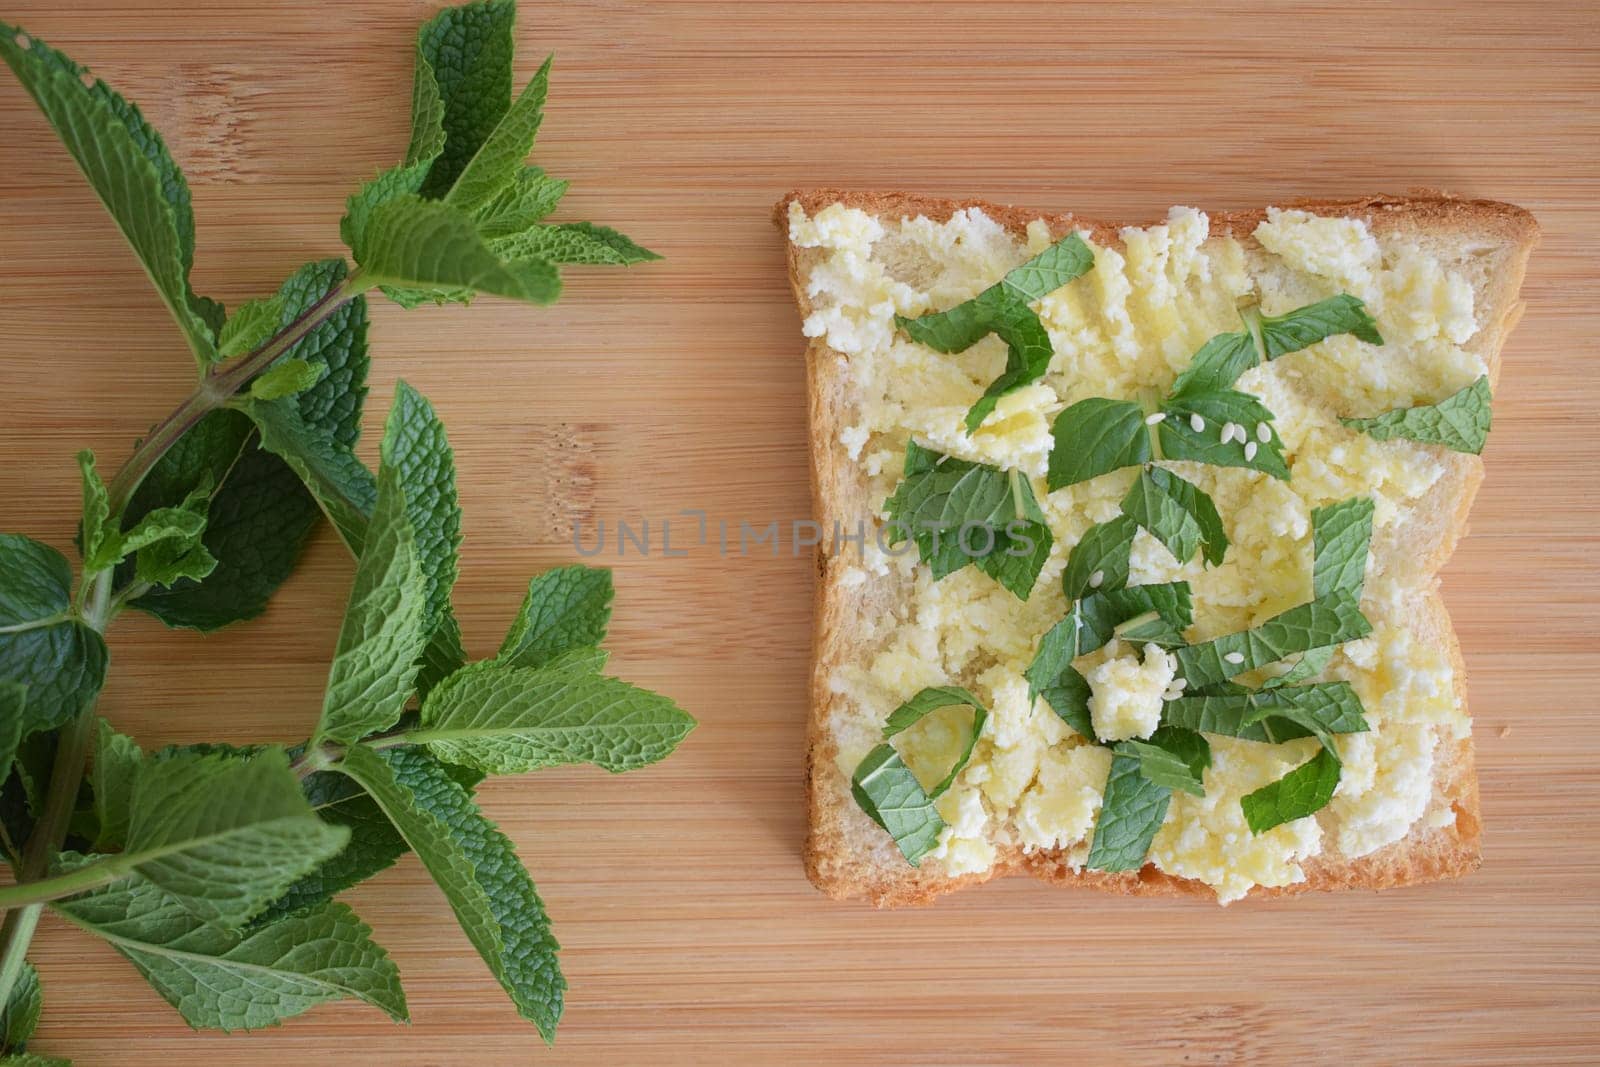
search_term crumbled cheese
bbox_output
[794,200,1475,902]
[1086,643,1176,742]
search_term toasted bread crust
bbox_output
[781,189,1535,907]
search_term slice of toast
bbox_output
[778,190,1536,906]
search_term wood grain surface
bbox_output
[1,1,1596,1063]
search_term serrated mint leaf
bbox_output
[473,167,568,238]
[312,467,428,749]
[490,221,660,266]
[1085,752,1170,872]
[253,767,409,924]
[1121,469,1203,565]
[216,295,285,362]
[1254,294,1383,358]
[1240,747,1341,833]
[353,195,561,306]
[1038,664,1094,741]
[341,160,434,254]
[883,443,1052,600]
[1173,593,1370,690]
[1148,468,1228,566]
[409,660,694,774]
[494,565,612,670]
[30,748,349,929]
[334,744,564,1042]
[1070,582,1194,662]
[0,24,216,364]
[1341,375,1491,454]
[1158,389,1288,479]
[897,234,1092,431]
[1312,497,1374,600]
[81,453,209,576]
[880,686,987,798]
[90,721,141,851]
[414,0,516,199]
[53,869,405,1030]
[444,56,550,216]
[131,260,371,630]
[0,535,108,738]
[243,397,378,554]
[0,960,40,1053]
[1116,726,1210,796]
[1167,681,1367,752]
[76,450,113,570]
[1046,397,1151,490]
[415,611,469,701]
[1167,330,1256,400]
[0,1053,68,1066]
[850,744,943,867]
[1260,646,1334,690]
[247,359,324,401]
[1061,515,1137,599]
[380,382,461,638]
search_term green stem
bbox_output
[0,905,40,1010]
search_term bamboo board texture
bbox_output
[0,1,1595,1064]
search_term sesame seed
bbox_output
[1224,651,1245,665]
[1163,688,1182,702]
[1089,570,1104,589]
[1222,422,1239,443]
[1190,413,1205,432]
[1174,677,1188,690]
[1245,441,1258,461]
[1257,423,1271,442]
[1145,412,1166,425]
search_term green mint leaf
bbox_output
[60,748,350,929]
[1240,747,1342,833]
[312,467,428,749]
[0,23,217,364]
[0,685,25,813]
[1167,331,1256,400]
[131,260,371,630]
[1038,664,1094,742]
[1341,375,1492,454]
[53,868,405,1030]
[130,479,218,589]
[380,382,462,639]
[883,443,1052,600]
[494,565,613,670]
[1173,593,1370,690]
[0,961,40,1053]
[341,160,434,255]
[443,56,550,215]
[1259,646,1335,690]
[409,660,695,774]
[414,0,516,199]
[1061,515,1137,599]
[335,744,564,1042]
[90,721,141,850]
[76,450,113,570]
[247,359,324,401]
[253,767,409,924]
[1158,389,1289,479]
[473,167,568,238]
[352,195,561,306]
[0,1053,69,1066]
[216,295,286,362]
[1085,752,1170,872]
[1147,468,1228,566]
[880,686,987,798]
[850,744,944,867]
[243,397,378,554]
[415,612,470,701]
[0,535,108,737]
[897,234,1092,431]
[1312,497,1374,600]
[1121,469,1204,565]
[1164,681,1369,750]
[1046,397,1151,490]
[1256,294,1383,358]
[1116,726,1210,797]
[489,221,660,266]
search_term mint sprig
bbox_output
[896,234,1094,431]
[0,2,689,1050]
[1341,375,1492,454]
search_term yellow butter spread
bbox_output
[792,200,1477,902]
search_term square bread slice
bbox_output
[777,189,1536,906]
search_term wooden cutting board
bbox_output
[1,1,1595,1063]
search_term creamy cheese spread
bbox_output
[792,200,1477,902]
